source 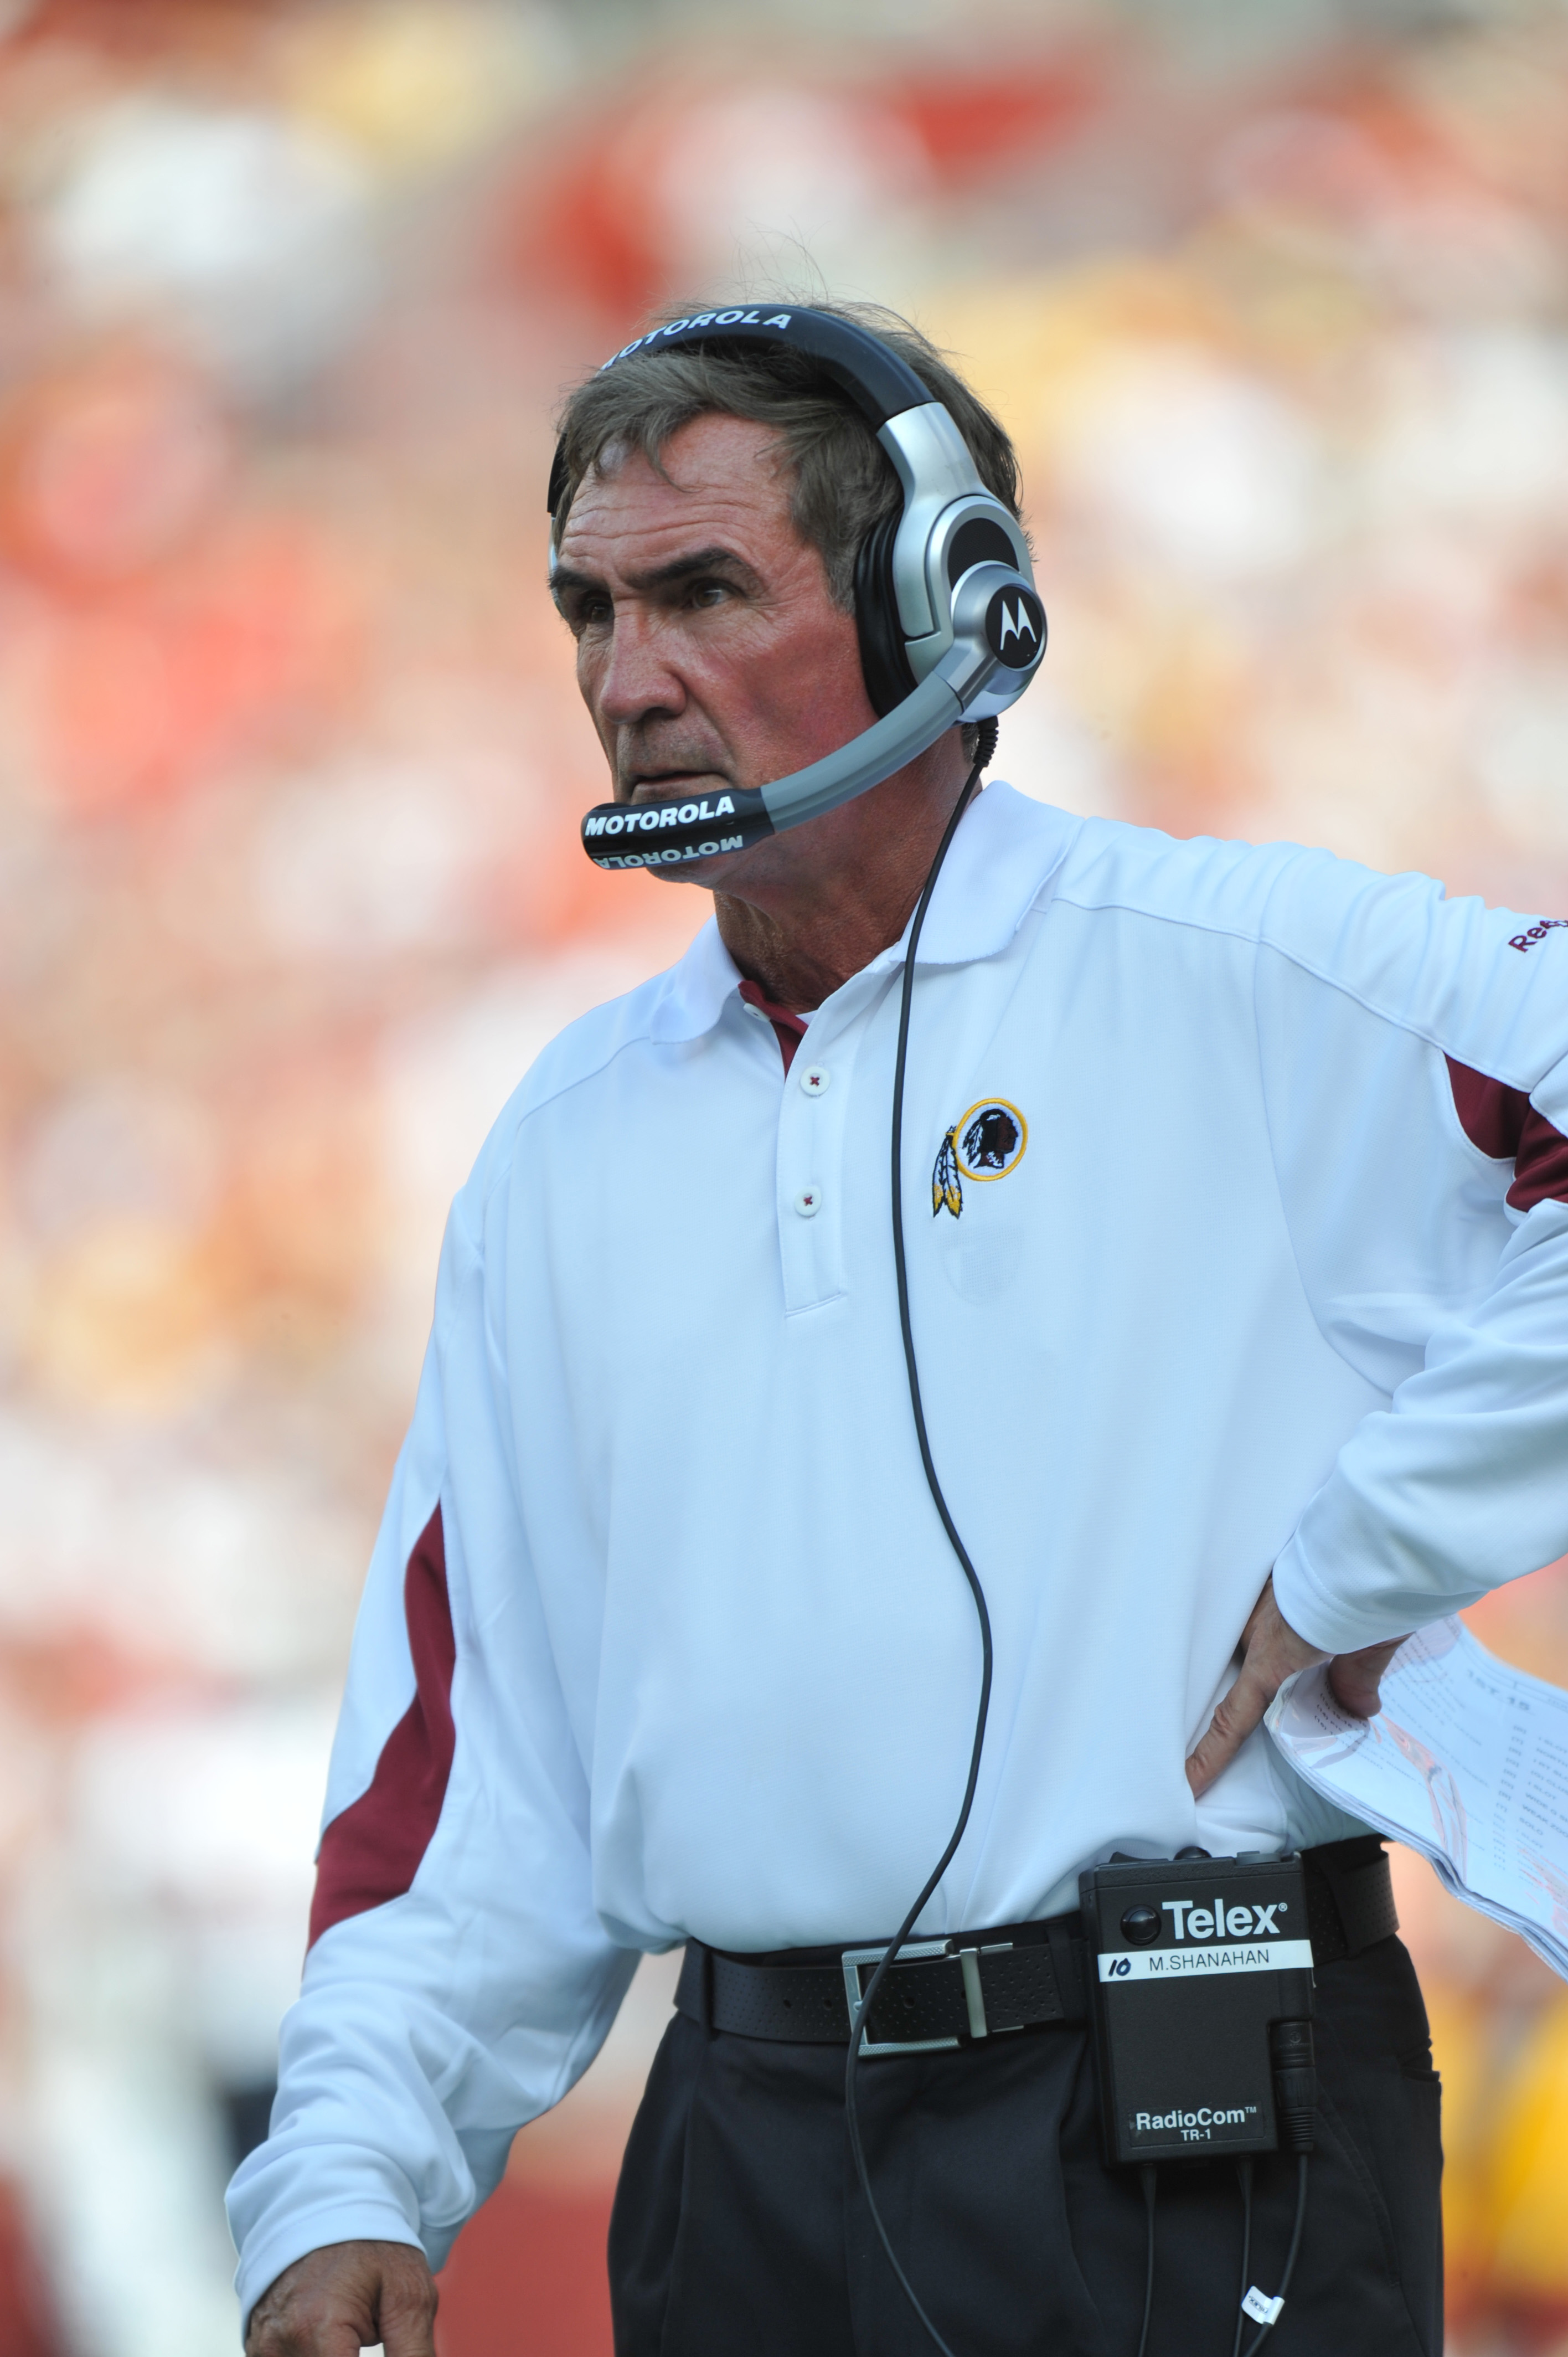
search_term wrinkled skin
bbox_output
[551,411,973,1011]
[1185,1576,1407,1798]
[245,2240,436,2357]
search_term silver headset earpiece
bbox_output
[551,308,1046,873]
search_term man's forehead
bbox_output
[560,414,793,564]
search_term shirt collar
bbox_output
[647,781,1080,1044]
[899,778,1079,969]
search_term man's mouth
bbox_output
[627,769,726,804]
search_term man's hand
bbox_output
[246,2240,437,2357]
[1185,1575,1407,1798]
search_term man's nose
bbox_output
[593,607,685,728]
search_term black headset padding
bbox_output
[853,508,918,721]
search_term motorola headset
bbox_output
[546,306,1047,870]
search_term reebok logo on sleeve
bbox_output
[1508,919,1568,953]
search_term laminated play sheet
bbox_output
[1266,1619,1568,1978]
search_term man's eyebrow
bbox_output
[550,545,765,600]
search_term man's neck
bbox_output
[715,891,909,1013]
[711,738,974,1011]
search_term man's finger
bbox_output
[383,2324,438,2357]
[245,2244,436,2357]
[380,2301,438,2357]
[374,2250,439,2357]
[1327,1636,1408,1721]
[248,2305,364,2357]
[1184,1658,1274,1798]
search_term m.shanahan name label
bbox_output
[1097,1940,1315,1982]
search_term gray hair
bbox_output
[550,299,1023,614]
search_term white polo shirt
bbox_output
[229,781,1568,2315]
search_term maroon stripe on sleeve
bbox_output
[1446,1057,1568,1213]
[1446,1058,1528,1159]
[308,1504,457,1948]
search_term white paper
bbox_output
[1265,1619,1568,1979]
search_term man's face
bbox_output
[551,414,878,871]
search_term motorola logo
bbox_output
[983,586,1046,666]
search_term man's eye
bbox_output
[690,580,732,609]
[572,595,612,632]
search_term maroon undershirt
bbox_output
[738,976,811,1075]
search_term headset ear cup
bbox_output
[853,509,918,719]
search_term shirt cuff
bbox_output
[1271,1533,1422,1655]
[232,2199,427,2340]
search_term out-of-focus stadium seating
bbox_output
[0,3,1565,2350]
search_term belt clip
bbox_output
[842,1938,976,2057]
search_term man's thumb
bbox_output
[1328,1636,1407,1721]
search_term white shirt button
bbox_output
[799,1063,831,1095]
[794,1186,822,1218]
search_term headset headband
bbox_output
[555,308,1045,872]
[546,308,931,519]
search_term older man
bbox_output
[233,304,1568,2356]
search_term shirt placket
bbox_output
[739,994,857,1315]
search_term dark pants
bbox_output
[608,1936,1442,2356]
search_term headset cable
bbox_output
[842,718,997,2357]
[1239,2156,1308,2357]
[1231,2160,1254,2357]
[1136,2165,1158,2357]
[848,718,1176,2357]
[1236,2019,1316,2356]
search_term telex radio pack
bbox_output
[1080,1852,1317,2167]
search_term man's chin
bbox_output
[608,774,770,889]
[644,842,753,887]
[615,774,754,886]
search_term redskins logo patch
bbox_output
[932,1099,1028,1218]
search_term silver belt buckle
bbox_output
[842,1939,963,2056]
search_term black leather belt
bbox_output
[1302,1831,1400,1958]
[675,1836,1396,2051]
[678,1912,1087,2049]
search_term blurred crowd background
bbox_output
[0,0,1565,2349]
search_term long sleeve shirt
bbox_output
[228,782,1568,2318]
